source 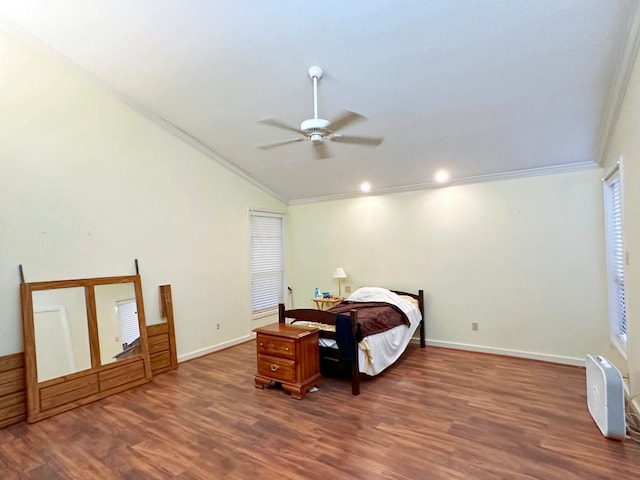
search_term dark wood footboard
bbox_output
[278,289,425,396]
[391,289,426,348]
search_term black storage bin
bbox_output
[319,346,351,378]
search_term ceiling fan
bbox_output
[257,66,383,159]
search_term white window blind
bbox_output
[116,299,140,347]
[603,166,626,351]
[250,210,284,314]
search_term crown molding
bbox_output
[594,2,640,166]
[288,161,600,205]
[0,15,287,205]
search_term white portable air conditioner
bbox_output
[586,355,625,440]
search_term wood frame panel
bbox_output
[0,352,26,428]
[21,275,153,423]
[147,284,178,375]
[2,282,178,430]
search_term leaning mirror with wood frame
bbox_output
[20,274,153,423]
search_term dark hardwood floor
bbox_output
[1,341,639,479]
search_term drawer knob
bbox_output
[259,342,264,347]
[270,364,279,372]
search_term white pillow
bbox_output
[347,286,399,303]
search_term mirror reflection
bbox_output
[95,283,141,365]
[32,287,91,382]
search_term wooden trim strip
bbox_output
[152,285,178,376]
[0,352,26,428]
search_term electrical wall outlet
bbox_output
[345,285,351,293]
[472,322,479,331]
[216,323,220,330]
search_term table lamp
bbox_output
[333,267,347,298]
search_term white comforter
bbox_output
[320,287,422,376]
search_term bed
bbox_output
[278,287,425,395]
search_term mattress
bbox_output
[318,287,422,375]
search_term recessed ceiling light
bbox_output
[360,181,371,192]
[435,170,449,183]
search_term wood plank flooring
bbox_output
[1,341,639,479]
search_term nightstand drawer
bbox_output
[257,354,295,382]
[257,335,295,360]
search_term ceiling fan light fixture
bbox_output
[310,133,324,143]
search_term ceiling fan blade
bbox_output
[257,137,305,149]
[313,141,330,160]
[325,110,364,132]
[330,134,383,146]
[258,117,303,134]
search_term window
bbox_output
[116,298,140,347]
[603,164,626,354]
[250,210,284,316]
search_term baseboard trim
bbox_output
[178,334,254,363]
[419,339,585,367]
[183,335,586,366]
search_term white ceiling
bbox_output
[0,1,638,203]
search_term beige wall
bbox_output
[288,169,608,364]
[0,28,285,358]
[602,38,640,397]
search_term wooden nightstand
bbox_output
[253,323,320,399]
[312,297,345,310]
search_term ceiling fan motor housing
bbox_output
[301,118,330,142]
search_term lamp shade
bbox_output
[333,267,347,279]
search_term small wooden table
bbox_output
[312,297,345,310]
[254,323,320,399]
